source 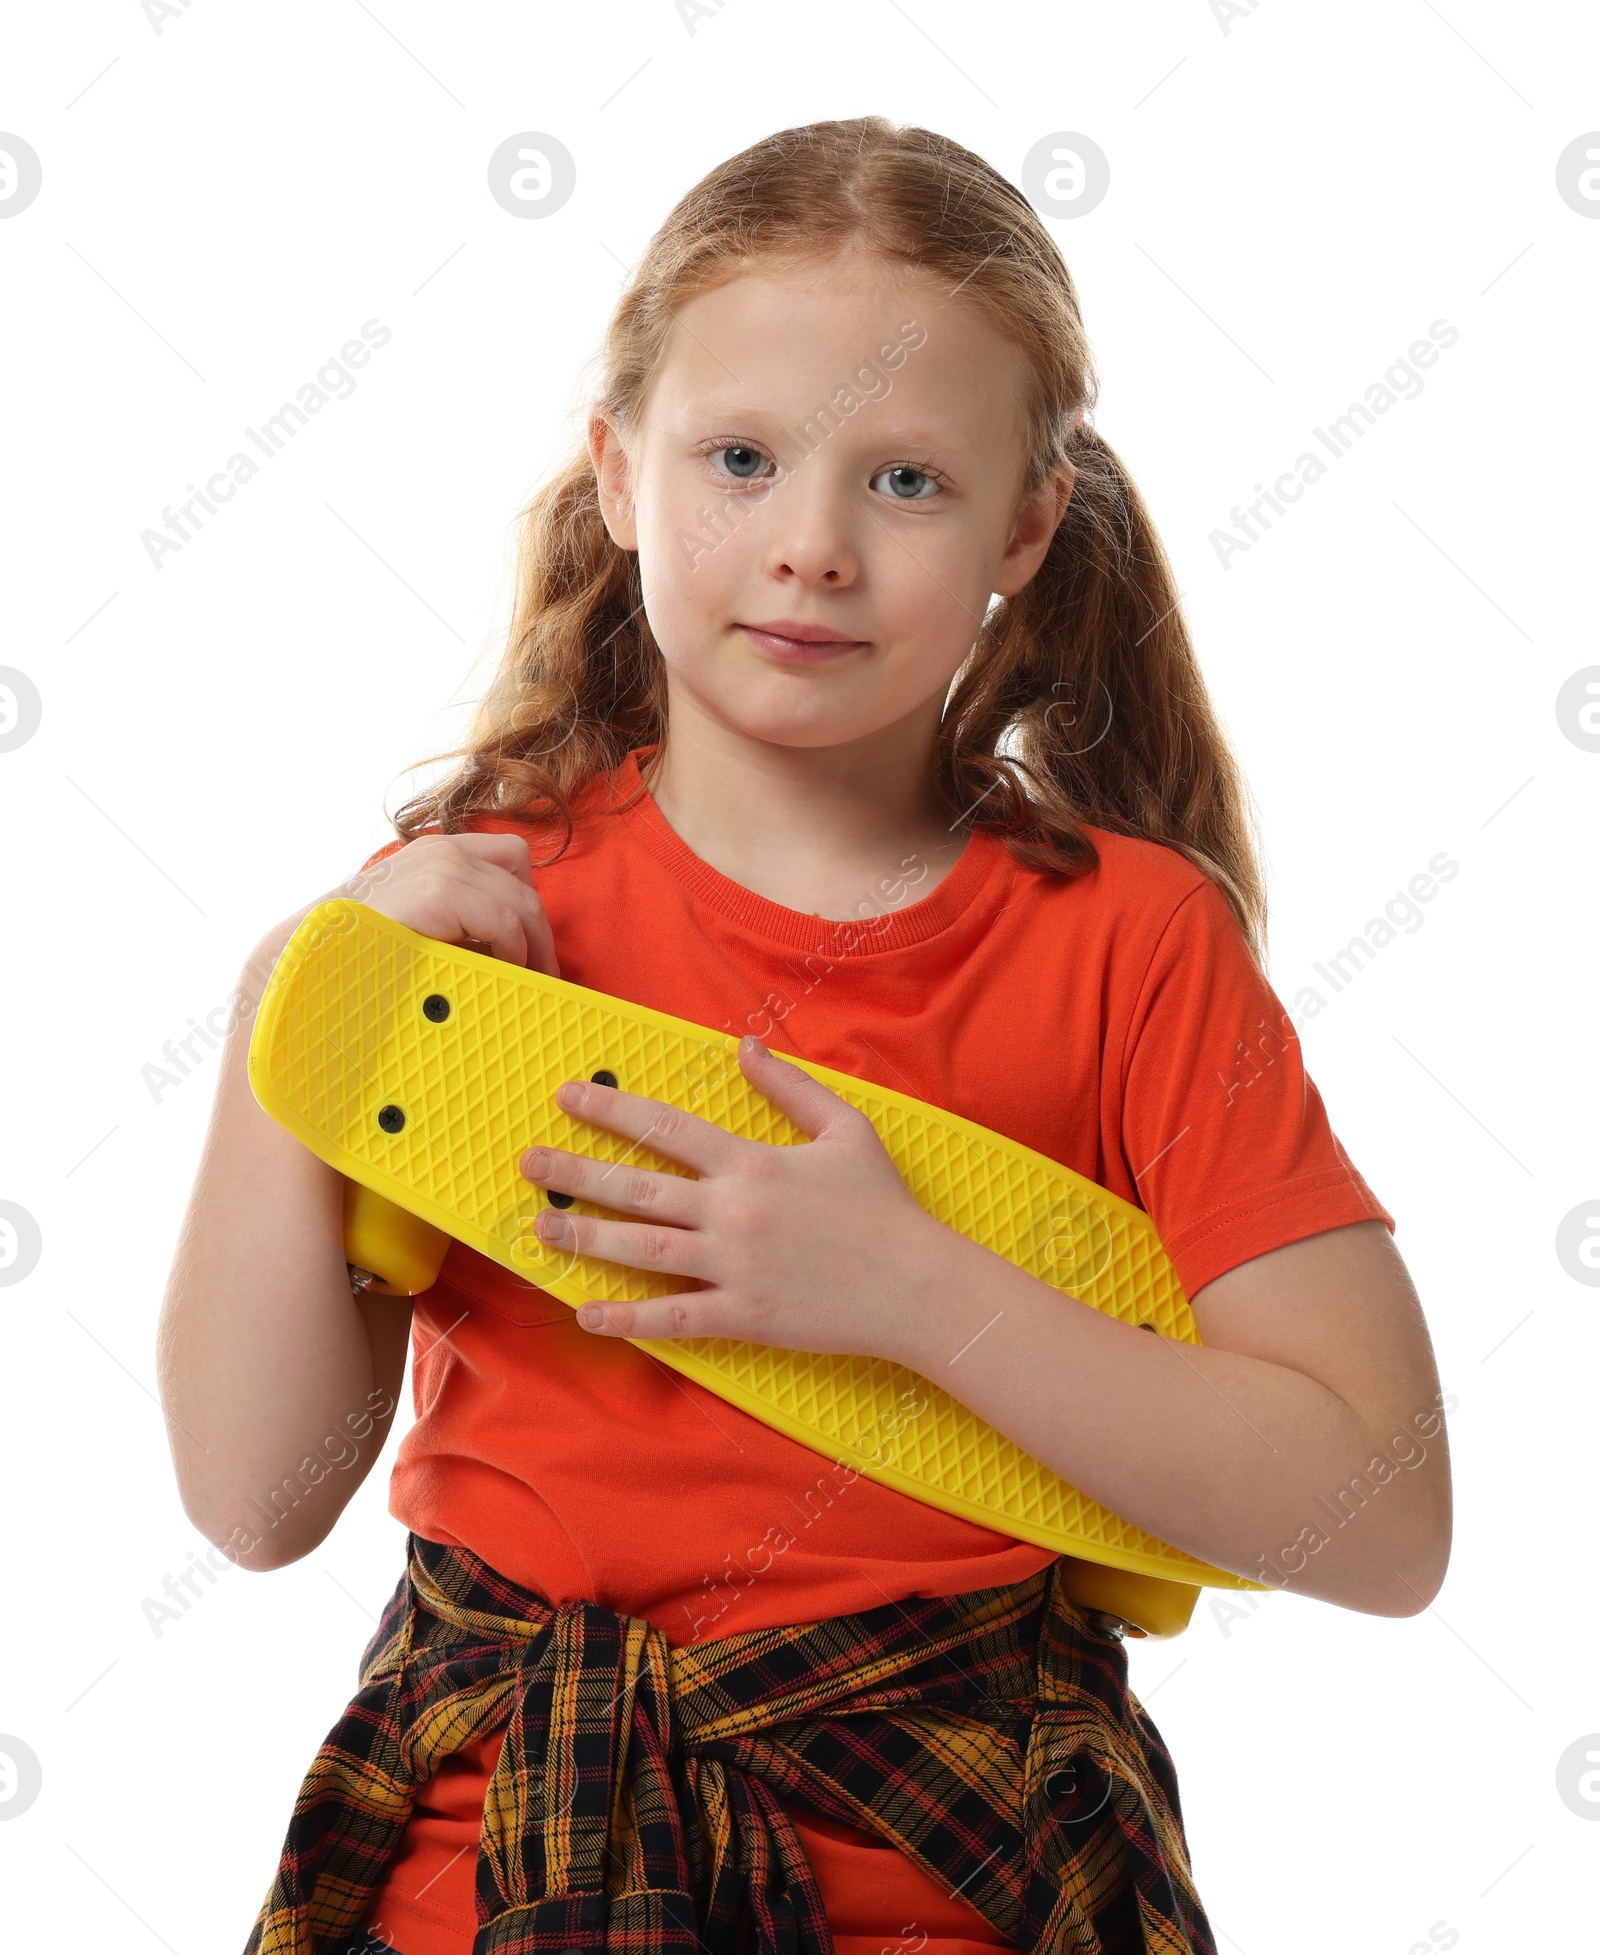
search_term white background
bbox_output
[2,2,1597,1950]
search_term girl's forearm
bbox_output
[888,1233,1445,1617]
[155,911,403,1570]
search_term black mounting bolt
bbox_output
[590,1069,617,1088]
[377,1105,405,1134]
[422,994,450,1022]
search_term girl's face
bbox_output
[590,251,1070,757]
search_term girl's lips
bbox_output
[738,623,866,663]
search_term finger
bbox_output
[352,834,561,978]
[736,1036,863,1142]
[461,858,560,978]
[574,1294,707,1340]
[530,1203,704,1280]
[435,857,558,977]
[443,882,538,970]
[552,1075,741,1175]
[459,842,562,977]
[445,833,537,887]
[519,1144,698,1226]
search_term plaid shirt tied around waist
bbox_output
[244,1532,1217,1955]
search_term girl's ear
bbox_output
[588,412,639,551]
[993,463,1074,599]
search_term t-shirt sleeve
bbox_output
[1119,876,1395,1301]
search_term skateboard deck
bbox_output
[248,898,1270,1635]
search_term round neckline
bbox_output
[608,744,1006,955]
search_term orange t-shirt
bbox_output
[350,745,1394,1955]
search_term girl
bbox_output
[158,118,1450,1955]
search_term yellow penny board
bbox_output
[248,899,1268,1635]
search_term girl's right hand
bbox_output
[337,832,561,978]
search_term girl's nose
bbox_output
[763,481,860,587]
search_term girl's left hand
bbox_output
[517,1035,953,1364]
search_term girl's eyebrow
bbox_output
[672,400,977,458]
[858,422,976,458]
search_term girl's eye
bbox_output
[871,464,939,501]
[696,445,934,500]
[710,444,773,481]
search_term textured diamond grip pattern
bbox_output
[248,899,1259,1595]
